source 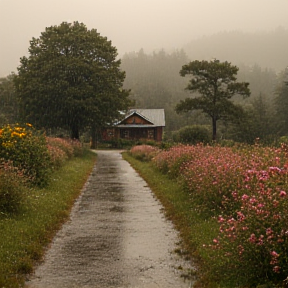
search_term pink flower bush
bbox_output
[46,137,83,168]
[153,144,201,177]
[129,145,160,162]
[151,143,288,285]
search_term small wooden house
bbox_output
[102,109,165,142]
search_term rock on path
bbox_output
[26,150,193,288]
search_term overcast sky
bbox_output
[1,0,288,77]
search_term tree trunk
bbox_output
[212,117,217,141]
[90,126,97,149]
[71,125,80,140]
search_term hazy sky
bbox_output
[1,0,288,77]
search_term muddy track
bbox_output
[26,150,194,288]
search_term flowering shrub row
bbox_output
[0,123,50,186]
[0,160,27,214]
[131,143,288,286]
[129,144,160,162]
[47,137,83,168]
[0,123,83,215]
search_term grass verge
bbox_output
[0,149,97,288]
[122,152,219,288]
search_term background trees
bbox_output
[14,21,131,140]
[0,74,18,125]
[274,68,288,135]
[176,59,250,140]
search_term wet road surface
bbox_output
[26,150,193,288]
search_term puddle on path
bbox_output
[26,150,194,288]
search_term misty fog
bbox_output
[1,0,288,77]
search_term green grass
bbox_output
[122,152,219,287]
[0,149,97,288]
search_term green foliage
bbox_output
[176,59,250,141]
[0,123,50,186]
[0,163,27,215]
[274,69,288,136]
[0,74,18,125]
[226,94,277,145]
[14,21,132,139]
[173,125,211,144]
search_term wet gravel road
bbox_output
[26,150,193,288]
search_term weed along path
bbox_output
[26,150,193,288]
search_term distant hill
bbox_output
[183,27,288,72]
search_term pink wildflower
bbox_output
[279,190,286,197]
[248,233,256,243]
[241,194,249,201]
[218,216,225,223]
[270,251,279,257]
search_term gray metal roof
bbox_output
[118,109,165,127]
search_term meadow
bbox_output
[0,123,96,287]
[126,143,288,288]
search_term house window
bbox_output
[148,129,155,139]
[120,129,130,139]
[107,129,114,137]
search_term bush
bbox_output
[173,125,211,144]
[47,137,83,168]
[129,145,160,162]
[46,137,74,158]
[0,124,51,186]
[151,143,288,286]
[0,161,27,214]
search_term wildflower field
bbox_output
[129,143,288,287]
[0,123,96,287]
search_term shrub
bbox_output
[0,124,51,186]
[47,143,68,168]
[152,144,199,177]
[173,125,211,144]
[129,145,160,162]
[46,137,74,159]
[152,142,288,286]
[0,160,27,214]
[46,137,83,168]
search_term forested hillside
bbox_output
[183,27,288,72]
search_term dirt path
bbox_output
[26,150,194,288]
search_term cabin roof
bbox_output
[116,109,165,127]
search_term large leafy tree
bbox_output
[14,21,131,139]
[0,74,18,125]
[176,59,250,140]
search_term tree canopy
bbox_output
[14,21,131,139]
[176,59,250,140]
[0,74,18,125]
[274,69,288,135]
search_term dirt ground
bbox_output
[25,150,194,288]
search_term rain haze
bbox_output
[1,0,288,77]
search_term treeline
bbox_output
[184,27,288,72]
[121,47,288,144]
